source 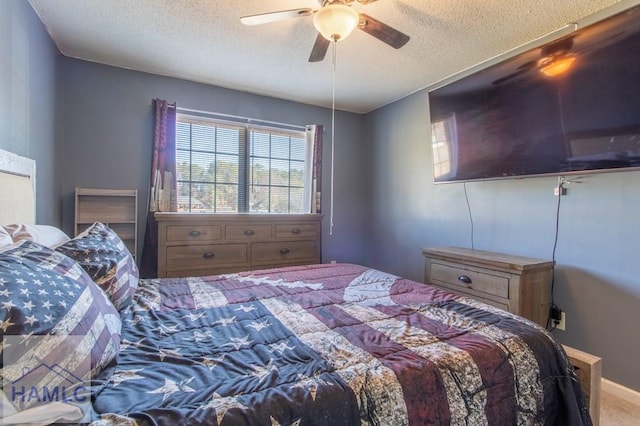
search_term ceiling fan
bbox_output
[490,20,634,86]
[240,0,410,62]
[491,37,579,85]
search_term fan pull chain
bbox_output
[329,39,337,236]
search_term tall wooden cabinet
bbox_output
[75,188,138,259]
[422,246,553,327]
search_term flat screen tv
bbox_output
[428,5,640,183]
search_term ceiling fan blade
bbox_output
[309,33,331,62]
[491,62,535,85]
[317,0,379,4]
[240,8,314,26]
[358,13,410,49]
[541,36,574,57]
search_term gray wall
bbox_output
[0,0,63,225]
[365,89,640,391]
[59,58,370,266]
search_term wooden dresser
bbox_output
[155,213,322,278]
[421,246,553,327]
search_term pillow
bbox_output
[0,226,12,247]
[55,222,138,311]
[0,240,122,375]
[3,224,71,247]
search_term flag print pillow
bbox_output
[56,222,138,311]
[3,223,71,247]
[0,240,121,374]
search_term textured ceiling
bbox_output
[28,0,631,113]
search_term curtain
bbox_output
[139,99,177,278]
[306,124,323,214]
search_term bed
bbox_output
[0,149,591,425]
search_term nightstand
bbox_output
[421,246,553,327]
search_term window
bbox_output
[431,114,458,179]
[176,115,310,213]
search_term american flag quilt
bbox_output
[91,263,591,425]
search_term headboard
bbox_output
[0,149,36,225]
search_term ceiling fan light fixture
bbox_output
[313,3,359,42]
[540,56,576,77]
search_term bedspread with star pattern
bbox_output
[91,263,591,425]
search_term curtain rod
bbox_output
[171,105,307,131]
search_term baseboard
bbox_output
[602,378,640,406]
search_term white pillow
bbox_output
[2,224,70,248]
[0,227,13,247]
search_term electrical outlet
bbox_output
[556,311,566,331]
[554,186,567,196]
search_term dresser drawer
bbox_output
[165,265,248,278]
[166,225,222,242]
[430,262,509,299]
[166,243,247,270]
[225,224,272,240]
[275,223,318,239]
[252,240,317,263]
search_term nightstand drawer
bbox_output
[442,286,510,311]
[430,262,509,299]
[275,223,318,239]
[252,240,317,263]
[166,243,247,270]
[225,224,272,240]
[166,225,222,242]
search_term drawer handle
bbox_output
[279,248,290,255]
[202,252,215,259]
[243,229,255,236]
[458,275,472,285]
[291,228,301,234]
[188,230,202,237]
